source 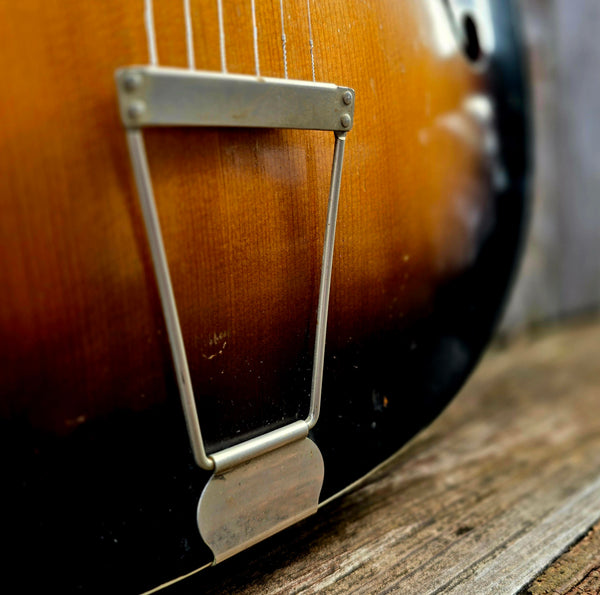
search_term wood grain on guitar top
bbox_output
[0,1,485,447]
[0,2,530,591]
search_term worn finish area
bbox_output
[165,317,600,594]
[0,3,529,590]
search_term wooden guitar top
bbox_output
[0,1,529,592]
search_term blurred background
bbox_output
[500,0,600,332]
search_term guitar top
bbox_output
[0,0,529,592]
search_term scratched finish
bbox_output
[169,317,600,595]
[198,438,323,563]
[0,1,521,448]
[0,1,528,592]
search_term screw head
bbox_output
[342,91,353,105]
[340,113,352,128]
[127,100,146,120]
[123,72,143,92]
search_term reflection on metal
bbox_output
[117,66,350,556]
[307,131,346,429]
[211,420,308,473]
[197,438,324,563]
[125,129,212,469]
[116,67,354,131]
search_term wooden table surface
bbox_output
[158,315,600,594]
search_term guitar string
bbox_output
[306,0,315,81]
[144,1,311,79]
[183,0,196,69]
[216,0,227,72]
[279,0,288,78]
[250,0,261,76]
[144,0,159,65]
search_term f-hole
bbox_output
[462,13,482,63]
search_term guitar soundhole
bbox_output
[462,14,482,63]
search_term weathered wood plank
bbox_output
[521,521,600,595]
[163,317,600,594]
[442,477,600,595]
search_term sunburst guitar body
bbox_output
[0,0,529,592]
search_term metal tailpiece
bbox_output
[117,66,353,562]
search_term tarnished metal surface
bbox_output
[119,67,351,470]
[197,438,324,563]
[116,67,355,131]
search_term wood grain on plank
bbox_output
[522,521,600,595]
[163,317,600,594]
